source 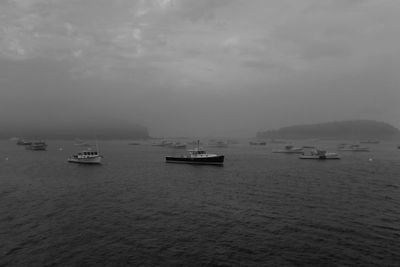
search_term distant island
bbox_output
[256,120,400,140]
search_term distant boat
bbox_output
[166,141,224,165]
[128,142,140,145]
[360,140,380,144]
[338,144,369,152]
[249,140,266,146]
[227,139,239,145]
[299,149,340,160]
[207,140,228,148]
[73,138,91,147]
[269,139,287,144]
[152,140,173,147]
[16,138,32,146]
[26,140,47,151]
[272,145,303,154]
[68,148,102,164]
[169,142,187,149]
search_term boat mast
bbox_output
[95,131,99,152]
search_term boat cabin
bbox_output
[188,148,207,157]
[75,151,99,158]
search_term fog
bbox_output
[1,0,400,138]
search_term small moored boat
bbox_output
[73,138,91,147]
[152,140,173,147]
[272,145,303,154]
[169,142,187,149]
[26,140,47,151]
[207,140,228,148]
[16,138,32,146]
[299,149,340,160]
[338,144,369,152]
[360,140,379,144]
[249,140,266,146]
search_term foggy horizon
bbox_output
[1,0,400,138]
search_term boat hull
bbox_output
[272,150,303,154]
[26,146,47,151]
[67,157,102,164]
[166,155,224,165]
[299,155,340,160]
[338,149,369,152]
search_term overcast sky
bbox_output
[1,0,399,137]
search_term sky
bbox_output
[1,0,400,137]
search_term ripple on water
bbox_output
[0,141,400,266]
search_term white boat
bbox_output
[338,144,369,152]
[68,148,102,164]
[299,149,340,160]
[272,145,303,154]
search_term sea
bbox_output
[0,140,399,266]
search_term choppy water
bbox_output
[0,140,399,266]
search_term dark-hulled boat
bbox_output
[26,140,47,151]
[166,147,224,165]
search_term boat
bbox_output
[166,142,224,165]
[269,139,287,144]
[227,139,239,145]
[272,145,303,154]
[299,149,340,160]
[25,140,47,151]
[68,148,102,164]
[152,140,173,147]
[207,140,228,148]
[73,138,91,147]
[16,138,32,145]
[360,140,380,144]
[338,144,369,152]
[128,142,140,145]
[169,142,187,149]
[249,140,266,146]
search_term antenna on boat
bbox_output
[95,131,99,152]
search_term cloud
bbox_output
[1,0,400,135]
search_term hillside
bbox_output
[256,120,400,140]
